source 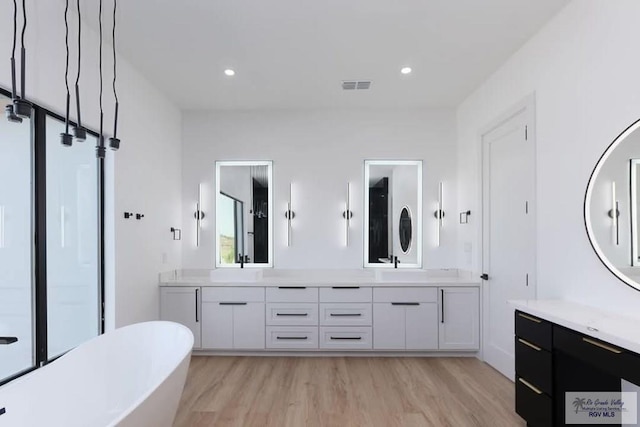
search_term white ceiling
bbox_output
[91,0,568,110]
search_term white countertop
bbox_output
[510,299,640,355]
[158,268,481,287]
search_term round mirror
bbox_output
[399,206,412,253]
[585,118,640,291]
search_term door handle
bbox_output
[0,337,18,345]
[480,273,489,280]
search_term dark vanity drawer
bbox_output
[515,311,552,351]
[553,325,640,385]
[515,377,553,427]
[515,337,553,396]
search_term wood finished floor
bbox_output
[173,356,524,427]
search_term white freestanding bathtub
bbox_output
[0,321,193,427]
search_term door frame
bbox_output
[479,94,537,375]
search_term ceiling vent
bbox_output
[342,80,372,90]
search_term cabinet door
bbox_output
[438,287,480,350]
[233,303,265,349]
[373,303,405,349]
[405,303,438,350]
[160,287,201,349]
[201,302,233,349]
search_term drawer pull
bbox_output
[518,378,543,395]
[219,302,248,306]
[276,313,308,317]
[582,337,622,354]
[518,338,542,351]
[278,286,307,289]
[331,286,360,289]
[330,336,362,340]
[330,313,362,317]
[276,336,308,340]
[392,302,420,306]
[518,313,542,323]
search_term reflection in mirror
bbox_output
[586,119,640,290]
[216,161,273,267]
[364,160,422,268]
[399,207,412,253]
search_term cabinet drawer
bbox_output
[266,326,319,349]
[266,303,318,326]
[320,303,372,326]
[201,287,265,303]
[553,325,640,385]
[515,311,552,351]
[266,287,319,303]
[373,287,437,303]
[319,327,372,350]
[515,377,553,427]
[515,337,552,396]
[320,287,372,303]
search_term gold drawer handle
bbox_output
[518,313,542,323]
[518,378,543,395]
[582,337,622,354]
[518,338,542,351]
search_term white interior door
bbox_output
[482,101,536,380]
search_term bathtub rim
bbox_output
[0,320,194,427]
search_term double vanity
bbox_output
[159,269,480,353]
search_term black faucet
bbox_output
[239,253,244,269]
[394,256,400,268]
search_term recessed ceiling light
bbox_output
[401,67,412,75]
[224,69,235,77]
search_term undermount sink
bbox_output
[375,269,430,282]
[209,269,263,282]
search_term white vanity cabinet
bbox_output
[160,286,201,349]
[372,288,438,350]
[200,287,265,350]
[438,287,480,350]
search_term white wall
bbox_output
[456,0,640,317]
[0,0,182,329]
[182,109,457,269]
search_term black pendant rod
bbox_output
[10,0,18,101]
[64,0,70,134]
[109,0,120,150]
[73,0,86,141]
[96,0,105,158]
[20,0,26,100]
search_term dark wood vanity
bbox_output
[515,308,640,427]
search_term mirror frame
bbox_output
[363,160,423,268]
[215,160,274,268]
[585,118,640,292]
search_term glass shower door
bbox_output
[0,95,34,382]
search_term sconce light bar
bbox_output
[0,206,5,248]
[342,182,354,246]
[195,184,204,247]
[434,182,444,246]
[608,181,619,246]
[285,183,295,247]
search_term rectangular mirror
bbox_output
[216,161,273,268]
[364,160,422,268]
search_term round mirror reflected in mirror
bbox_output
[585,118,640,291]
[399,206,412,253]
